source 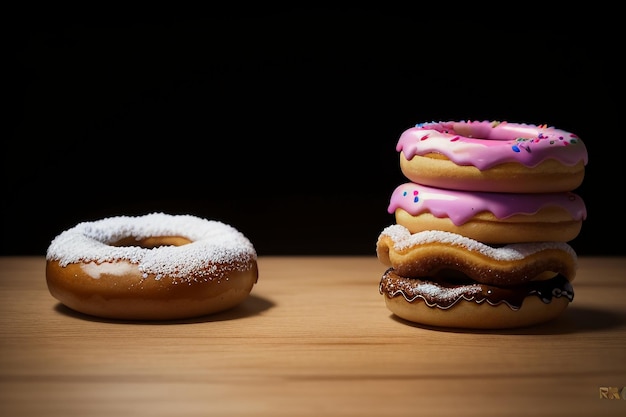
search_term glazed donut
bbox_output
[389,182,587,244]
[376,224,576,329]
[397,120,588,193]
[46,213,259,320]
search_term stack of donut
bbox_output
[376,120,588,329]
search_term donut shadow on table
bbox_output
[52,293,275,324]
[387,305,625,336]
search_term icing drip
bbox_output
[397,120,588,169]
[387,183,587,225]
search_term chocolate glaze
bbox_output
[379,268,574,311]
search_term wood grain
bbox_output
[1,256,625,416]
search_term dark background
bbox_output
[5,8,624,257]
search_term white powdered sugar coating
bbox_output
[378,224,578,263]
[46,213,257,280]
[395,281,482,306]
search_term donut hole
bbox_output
[450,122,493,139]
[110,236,192,249]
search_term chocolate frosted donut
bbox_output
[379,268,574,329]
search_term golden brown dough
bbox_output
[394,208,583,244]
[400,153,586,193]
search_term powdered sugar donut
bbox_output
[376,224,579,285]
[46,213,258,320]
[389,182,587,244]
[397,120,588,193]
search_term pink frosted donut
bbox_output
[46,213,259,320]
[388,182,587,243]
[397,120,588,192]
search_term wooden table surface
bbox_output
[1,256,625,416]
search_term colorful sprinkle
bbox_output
[397,120,588,170]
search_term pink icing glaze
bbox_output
[388,183,587,225]
[397,120,588,170]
